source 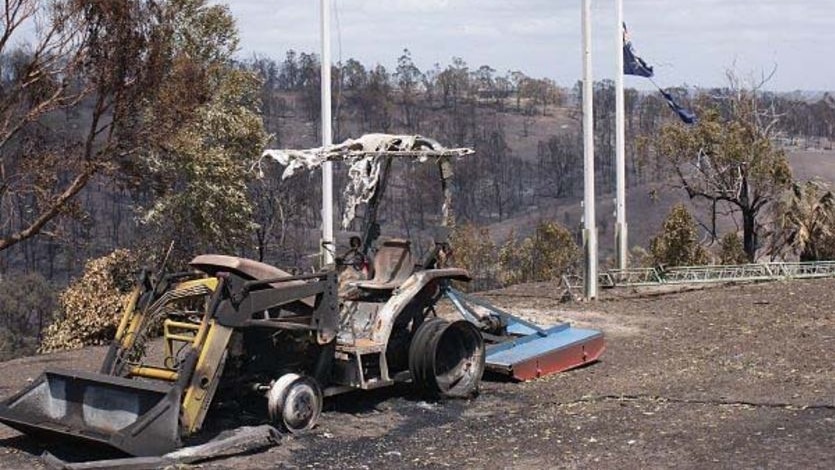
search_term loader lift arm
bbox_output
[0,261,341,457]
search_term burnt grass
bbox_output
[1,278,834,469]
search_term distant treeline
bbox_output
[2,46,834,282]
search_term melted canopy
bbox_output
[262,134,473,228]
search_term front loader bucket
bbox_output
[444,288,605,381]
[485,321,605,381]
[0,368,182,456]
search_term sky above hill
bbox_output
[223,0,834,92]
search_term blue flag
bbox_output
[659,89,698,125]
[623,24,654,78]
[624,42,654,77]
[622,23,695,124]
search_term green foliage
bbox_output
[657,106,792,195]
[137,3,268,263]
[769,181,835,261]
[655,92,792,261]
[40,250,139,353]
[0,273,57,361]
[649,204,710,267]
[449,221,580,291]
[498,221,580,285]
[167,0,239,64]
[0,0,261,256]
[718,232,748,265]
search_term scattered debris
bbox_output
[41,425,280,470]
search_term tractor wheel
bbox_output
[267,373,323,433]
[409,319,486,398]
[408,317,448,391]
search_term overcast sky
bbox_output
[222,0,834,92]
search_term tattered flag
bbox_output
[623,23,654,78]
[621,23,696,124]
[659,89,698,125]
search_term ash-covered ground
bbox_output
[1,279,833,469]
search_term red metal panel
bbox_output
[509,336,605,381]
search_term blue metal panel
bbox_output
[505,320,569,338]
[486,326,602,367]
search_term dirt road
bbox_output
[1,278,833,469]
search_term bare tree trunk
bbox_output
[742,209,756,262]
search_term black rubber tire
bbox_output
[408,318,448,394]
[409,319,486,398]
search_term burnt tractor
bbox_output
[0,248,485,456]
[0,135,602,457]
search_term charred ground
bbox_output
[1,278,833,469]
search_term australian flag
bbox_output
[623,23,654,78]
[622,23,697,124]
[659,89,698,125]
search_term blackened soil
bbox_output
[1,279,833,469]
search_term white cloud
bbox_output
[456,21,501,38]
[360,0,450,14]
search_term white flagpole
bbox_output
[320,0,335,266]
[615,0,627,270]
[582,0,597,299]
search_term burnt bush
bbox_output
[40,249,139,353]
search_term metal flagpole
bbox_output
[582,0,597,298]
[320,0,335,266]
[615,0,627,270]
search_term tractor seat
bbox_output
[351,239,416,291]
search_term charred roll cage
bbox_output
[0,135,604,457]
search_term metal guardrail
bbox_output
[662,264,777,284]
[777,261,835,278]
[560,261,835,298]
[559,273,614,301]
[560,273,615,291]
[607,268,665,286]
